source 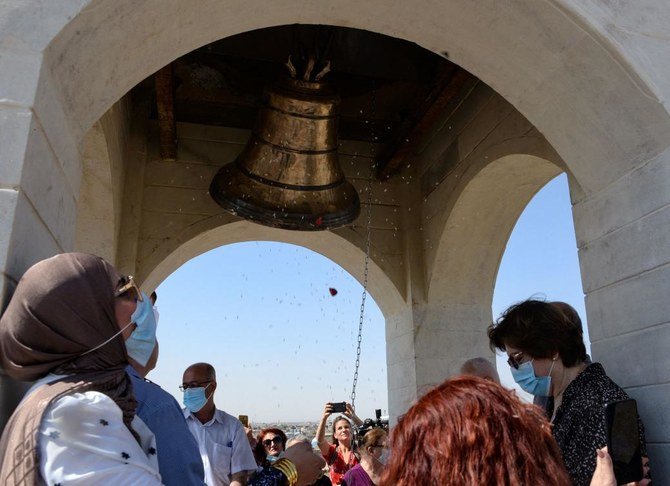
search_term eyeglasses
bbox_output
[263,436,283,447]
[115,276,143,302]
[507,351,527,370]
[179,381,212,392]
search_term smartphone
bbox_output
[330,402,347,413]
[604,399,643,484]
[238,414,249,427]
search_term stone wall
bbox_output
[1,0,669,473]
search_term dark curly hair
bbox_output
[488,299,587,367]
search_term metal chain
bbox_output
[350,88,376,409]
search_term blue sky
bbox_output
[150,173,587,421]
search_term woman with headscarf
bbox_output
[0,253,162,485]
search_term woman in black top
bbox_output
[488,299,648,486]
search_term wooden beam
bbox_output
[155,65,177,159]
[377,67,473,181]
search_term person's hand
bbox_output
[283,441,326,486]
[590,448,651,486]
[322,402,334,419]
[590,448,616,486]
[344,402,363,426]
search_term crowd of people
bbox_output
[0,253,653,485]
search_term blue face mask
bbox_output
[183,384,212,413]
[511,358,556,397]
[125,292,157,366]
[378,448,390,465]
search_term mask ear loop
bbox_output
[548,355,558,376]
[204,382,215,402]
[80,320,134,357]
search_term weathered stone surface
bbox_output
[0,189,63,299]
[579,205,670,293]
[646,444,670,484]
[586,264,670,342]
[385,331,415,364]
[0,189,19,276]
[592,323,670,389]
[21,116,77,251]
[573,147,670,246]
[0,46,41,108]
[626,383,670,444]
[0,108,31,185]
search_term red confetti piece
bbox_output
[329,288,338,296]
[315,216,323,227]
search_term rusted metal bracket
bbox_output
[377,67,472,181]
[155,64,177,159]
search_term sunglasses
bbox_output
[507,351,527,370]
[263,436,283,447]
[115,276,143,302]
[179,381,212,392]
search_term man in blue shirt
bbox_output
[128,341,206,485]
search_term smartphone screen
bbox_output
[605,399,643,484]
[238,414,249,427]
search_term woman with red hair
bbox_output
[254,427,288,465]
[380,376,571,485]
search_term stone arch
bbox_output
[411,148,564,393]
[428,153,564,319]
[74,99,130,263]
[140,220,407,322]
[25,0,668,197]
[1,0,669,468]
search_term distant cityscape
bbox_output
[249,422,321,441]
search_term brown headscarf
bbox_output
[0,253,137,485]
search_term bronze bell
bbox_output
[209,75,360,230]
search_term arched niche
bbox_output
[412,152,565,391]
[428,153,564,323]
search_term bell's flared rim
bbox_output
[209,163,361,231]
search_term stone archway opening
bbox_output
[149,240,390,423]
[416,153,565,394]
[491,172,589,399]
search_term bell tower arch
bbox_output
[1,2,669,472]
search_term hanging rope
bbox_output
[350,88,377,409]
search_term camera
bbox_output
[357,409,389,439]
